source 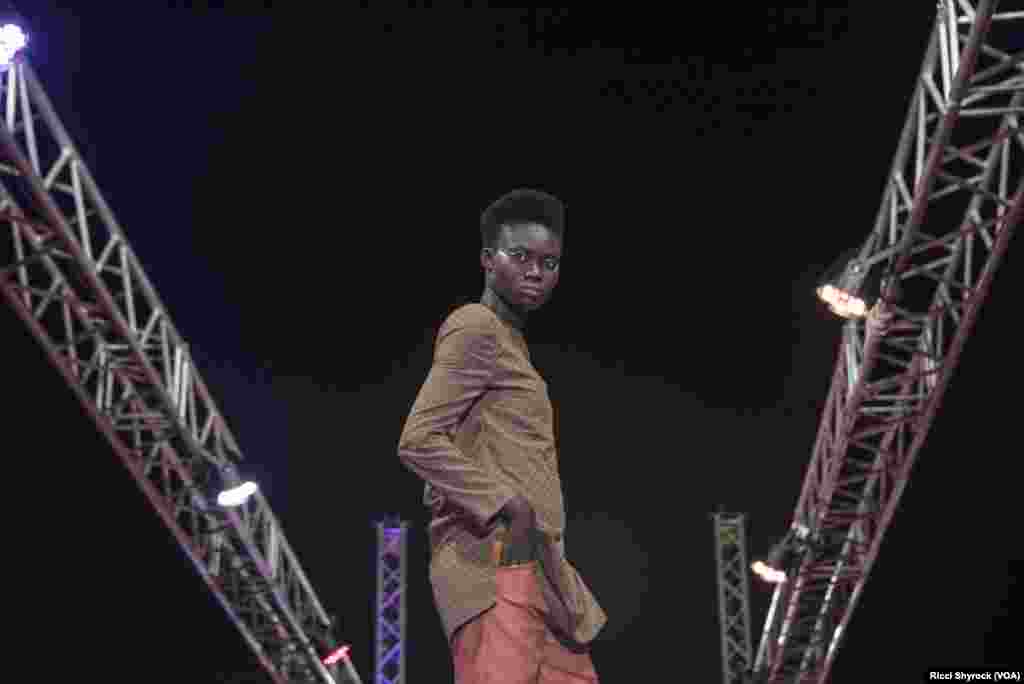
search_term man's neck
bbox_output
[480,287,527,332]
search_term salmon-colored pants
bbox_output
[451,563,600,683]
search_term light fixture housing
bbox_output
[751,540,796,584]
[0,14,28,71]
[815,246,885,319]
[214,462,259,507]
[315,614,353,668]
[193,460,258,510]
[751,523,814,584]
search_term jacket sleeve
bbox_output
[397,320,517,528]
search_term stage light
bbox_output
[751,559,789,584]
[314,615,362,682]
[815,247,885,319]
[376,513,406,536]
[217,479,258,507]
[192,460,258,510]
[751,544,796,584]
[751,523,813,584]
[817,283,868,319]
[214,463,259,507]
[323,644,350,666]
[0,23,26,69]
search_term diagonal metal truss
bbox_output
[754,2,1023,682]
[374,521,407,684]
[713,512,754,684]
[0,56,362,684]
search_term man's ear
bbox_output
[481,247,494,272]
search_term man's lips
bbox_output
[520,286,543,298]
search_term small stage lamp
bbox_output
[0,13,27,71]
[815,246,885,319]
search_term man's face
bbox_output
[482,222,562,312]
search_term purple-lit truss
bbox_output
[755,1,1023,682]
[375,522,408,684]
[0,59,362,683]
[713,512,754,684]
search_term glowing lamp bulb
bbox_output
[323,644,350,666]
[0,24,27,67]
[217,481,258,507]
[817,284,868,319]
[751,560,787,584]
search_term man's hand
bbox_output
[501,494,536,542]
[496,494,537,565]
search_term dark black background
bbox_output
[4,4,1019,682]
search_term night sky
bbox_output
[4,4,1020,683]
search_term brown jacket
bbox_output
[398,303,606,645]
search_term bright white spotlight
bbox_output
[0,24,27,68]
[751,560,788,584]
[816,283,868,319]
[323,644,351,666]
[217,480,258,507]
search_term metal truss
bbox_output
[374,521,407,684]
[713,512,754,684]
[0,57,362,684]
[754,2,1023,682]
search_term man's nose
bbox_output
[524,260,542,278]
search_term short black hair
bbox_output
[480,188,565,249]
